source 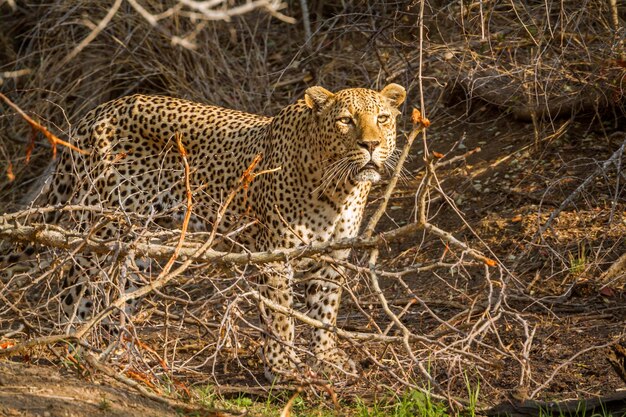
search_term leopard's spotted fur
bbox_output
[6,84,406,381]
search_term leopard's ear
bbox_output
[380,83,406,108]
[305,86,335,112]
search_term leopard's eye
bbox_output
[337,117,352,125]
[378,114,390,124]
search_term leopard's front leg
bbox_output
[305,264,357,377]
[258,262,300,381]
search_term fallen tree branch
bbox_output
[0,215,495,267]
[484,391,626,417]
[0,334,88,355]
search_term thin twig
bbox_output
[161,132,194,275]
[531,137,626,243]
[0,93,89,157]
[61,0,123,65]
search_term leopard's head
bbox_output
[305,84,406,184]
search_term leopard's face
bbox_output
[305,84,406,184]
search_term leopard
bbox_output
[3,83,406,381]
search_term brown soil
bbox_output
[0,360,179,417]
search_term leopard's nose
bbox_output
[357,140,380,154]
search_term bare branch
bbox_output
[0,93,89,157]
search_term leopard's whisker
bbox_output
[315,157,351,196]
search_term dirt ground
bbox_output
[0,360,179,417]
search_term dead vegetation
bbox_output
[0,1,625,416]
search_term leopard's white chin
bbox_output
[353,164,381,183]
